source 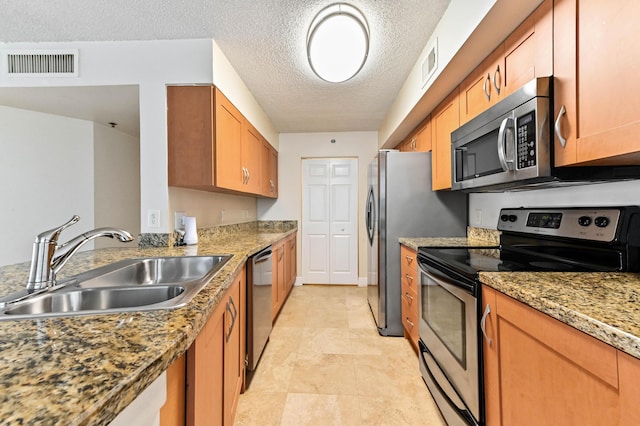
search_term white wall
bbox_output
[169,187,257,229]
[257,132,378,281]
[0,39,214,233]
[93,122,141,249]
[0,106,94,266]
[469,180,640,229]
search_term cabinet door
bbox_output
[492,289,620,426]
[186,298,225,426]
[271,242,282,320]
[480,287,499,426]
[554,0,640,166]
[243,123,263,195]
[414,116,432,152]
[502,0,552,96]
[224,268,244,426]
[260,139,271,196]
[167,86,215,188]
[459,46,504,125]
[288,234,296,291]
[160,354,186,426]
[269,146,278,198]
[619,350,640,424]
[431,88,459,190]
[215,88,244,192]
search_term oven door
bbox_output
[418,261,480,425]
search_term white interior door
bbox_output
[302,158,358,285]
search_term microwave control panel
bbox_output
[516,111,536,169]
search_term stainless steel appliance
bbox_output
[417,206,640,426]
[245,246,272,386]
[451,77,640,192]
[365,150,468,336]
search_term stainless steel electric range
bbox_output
[416,206,640,426]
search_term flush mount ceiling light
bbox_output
[307,3,370,83]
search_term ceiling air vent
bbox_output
[3,49,78,77]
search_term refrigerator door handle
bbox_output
[366,186,375,245]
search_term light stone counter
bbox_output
[0,222,296,425]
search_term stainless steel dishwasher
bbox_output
[245,246,273,386]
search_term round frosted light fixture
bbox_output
[307,3,370,83]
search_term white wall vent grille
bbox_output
[421,38,438,88]
[3,49,79,77]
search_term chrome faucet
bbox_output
[27,215,134,292]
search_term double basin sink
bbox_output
[0,255,232,320]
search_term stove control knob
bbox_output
[500,214,510,222]
[594,216,610,228]
[578,216,592,226]
[508,215,518,222]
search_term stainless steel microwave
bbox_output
[451,77,552,191]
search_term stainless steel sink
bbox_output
[3,285,186,316]
[0,255,232,320]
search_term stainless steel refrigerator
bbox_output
[366,150,468,336]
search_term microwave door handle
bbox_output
[497,116,515,171]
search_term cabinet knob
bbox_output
[483,73,491,101]
[493,65,501,95]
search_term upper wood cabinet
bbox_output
[431,88,459,190]
[482,284,640,426]
[459,45,504,125]
[260,138,278,198]
[460,0,552,125]
[167,85,278,198]
[554,0,640,166]
[501,0,552,97]
[395,116,432,152]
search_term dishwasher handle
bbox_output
[253,247,273,264]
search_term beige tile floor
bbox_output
[235,285,446,426]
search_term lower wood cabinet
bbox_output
[272,233,297,321]
[400,245,419,351]
[160,354,186,426]
[186,266,245,426]
[482,285,640,425]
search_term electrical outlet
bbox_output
[474,209,482,225]
[148,210,161,228]
[174,211,186,230]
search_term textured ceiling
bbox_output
[0,0,451,134]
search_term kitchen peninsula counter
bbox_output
[0,222,296,425]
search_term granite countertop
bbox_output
[399,227,500,251]
[0,223,296,425]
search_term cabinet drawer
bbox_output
[401,291,419,345]
[401,281,418,317]
[400,245,417,271]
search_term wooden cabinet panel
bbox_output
[554,0,640,166]
[167,86,215,188]
[272,241,283,320]
[618,350,640,425]
[186,294,225,426]
[400,245,419,350]
[502,0,552,97]
[483,285,624,426]
[480,287,499,426]
[459,46,504,125]
[224,268,244,425]
[168,85,278,198]
[242,122,263,194]
[215,89,244,192]
[160,354,186,426]
[186,267,245,426]
[431,88,459,190]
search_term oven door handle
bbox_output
[419,341,477,425]
[480,303,492,347]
